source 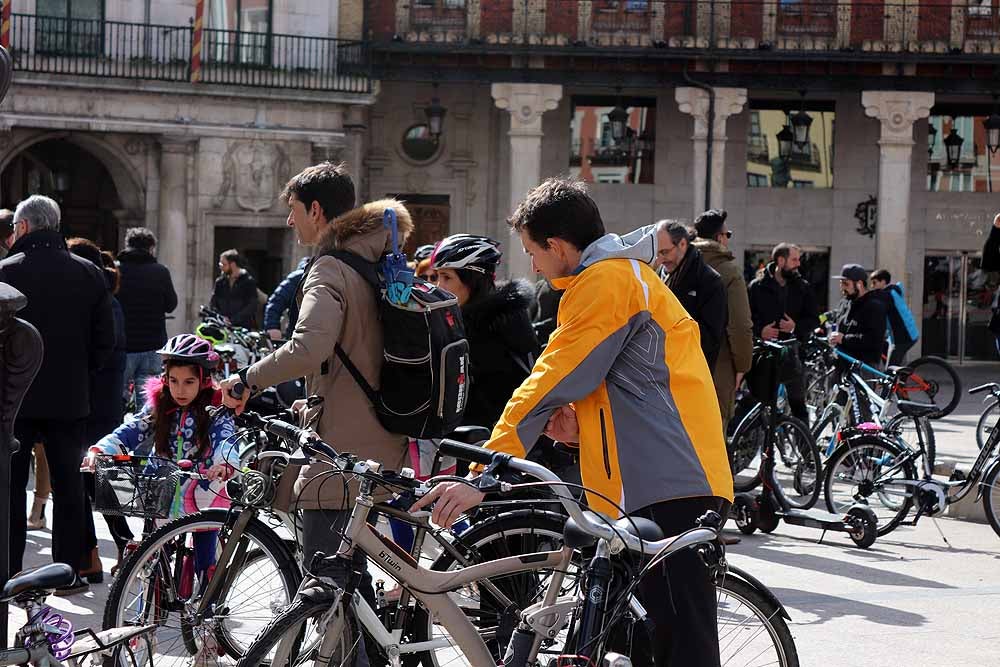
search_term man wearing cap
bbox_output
[829,263,886,367]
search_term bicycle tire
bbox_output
[823,435,917,537]
[716,576,799,667]
[982,462,1000,539]
[977,400,1000,450]
[103,509,300,667]
[730,408,766,493]
[417,509,574,667]
[770,416,822,510]
[234,596,356,667]
[810,409,842,461]
[898,356,961,419]
[883,413,936,476]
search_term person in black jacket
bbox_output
[431,234,541,429]
[829,264,887,367]
[67,239,134,582]
[747,242,819,423]
[211,249,259,329]
[264,256,310,341]
[652,220,727,368]
[0,195,115,595]
[117,227,178,407]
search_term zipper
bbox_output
[599,408,611,479]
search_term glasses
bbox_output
[724,230,734,239]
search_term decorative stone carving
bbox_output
[124,137,149,156]
[862,90,934,146]
[491,83,563,136]
[405,170,431,194]
[213,140,290,211]
[312,142,346,165]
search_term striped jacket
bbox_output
[485,230,734,517]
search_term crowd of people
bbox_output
[1,159,956,667]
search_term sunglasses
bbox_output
[723,230,733,239]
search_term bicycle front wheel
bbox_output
[771,416,822,510]
[717,575,799,667]
[898,356,961,419]
[234,596,356,667]
[104,509,300,667]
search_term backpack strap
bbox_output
[325,249,381,406]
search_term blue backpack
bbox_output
[886,283,919,344]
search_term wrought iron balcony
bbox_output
[10,13,371,93]
[372,0,1000,55]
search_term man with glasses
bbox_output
[692,209,753,429]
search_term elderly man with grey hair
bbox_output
[650,219,728,369]
[0,194,115,595]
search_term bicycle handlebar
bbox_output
[969,382,999,395]
[437,438,718,558]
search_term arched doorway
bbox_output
[1,138,124,251]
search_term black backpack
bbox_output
[326,250,470,439]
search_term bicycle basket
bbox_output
[94,456,180,520]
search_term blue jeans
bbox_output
[123,350,162,406]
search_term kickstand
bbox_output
[817,529,827,545]
[931,517,952,548]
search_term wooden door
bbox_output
[395,195,450,257]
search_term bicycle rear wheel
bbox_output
[823,435,917,537]
[730,408,766,493]
[104,509,300,667]
[897,356,961,419]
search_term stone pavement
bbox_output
[7,363,1000,665]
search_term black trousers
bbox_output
[783,369,810,424]
[9,419,88,576]
[888,340,915,367]
[630,496,725,667]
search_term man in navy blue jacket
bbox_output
[264,256,310,340]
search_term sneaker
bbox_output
[53,574,89,597]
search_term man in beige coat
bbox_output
[692,209,753,429]
[222,165,410,656]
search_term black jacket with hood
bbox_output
[663,245,727,369]
[117,248,178,352]
[211,268,259,329]
[836,289,887,367]
[462,280,541,430]
[748,262,820,342]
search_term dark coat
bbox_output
[530,278,563,345]
[663,245,728,369]
[836,290,887,367]
[211,269,259,329]
[116,248,178,352]
[462,280,541,430]
[748,262,820,342]
[264,257,310,338]
[983,226,1000,272]
[0,229,115,420]
[88,290,127,442]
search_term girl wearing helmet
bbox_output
[84,333,238,513]
[431,234,540,429]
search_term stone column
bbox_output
[675,86,748,220]
[861,91,934,301]
[491,83,563,279]
[157,136,196,336]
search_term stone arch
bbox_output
[0,129,146,216]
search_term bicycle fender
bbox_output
[977,458,1000,502]
[723,564,791,621]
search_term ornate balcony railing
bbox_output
[10,13,372,93]
[373,0,1000,55]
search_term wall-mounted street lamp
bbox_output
[424,83,447,139]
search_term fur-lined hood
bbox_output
[462,279,538,353]
[315,199,414,262]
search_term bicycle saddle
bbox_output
[1,563,75,602]
[897,400,938,418]
[562,515,665,550]
[450,425,491,445]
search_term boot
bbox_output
[27,495,47,531]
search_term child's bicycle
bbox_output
[1,562,154,666]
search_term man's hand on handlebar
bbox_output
[411,481,485,528]
[220,375,250,414]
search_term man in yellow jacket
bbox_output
[415,177,733,666]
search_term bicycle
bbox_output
[823,382,1000,539]
[233,412,799,667]
[2,562,155,666]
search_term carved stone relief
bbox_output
[213,140,290,211]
